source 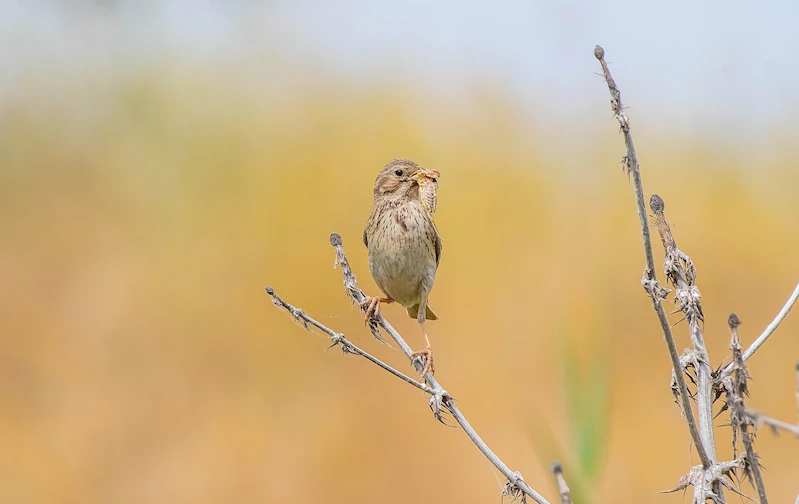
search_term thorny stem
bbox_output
[594,45,712,470]
[740,360,799,437]
[719,281,799,379]
[268,233,551,504]
[649,195,719,473]
[550,463,573,504]
[661,458,747,503]
[727,314,768,504]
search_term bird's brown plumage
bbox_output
[363,159,442,324]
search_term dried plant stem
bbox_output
[649,195,718,471]
[593,45,712,470]
[726,314,768,504]
[719,281,799,379]
[266,287,436,395]
[328,233,550,504]
[550,463,573,504]
[746,410,799,437]
[268,233,551,504]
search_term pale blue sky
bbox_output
[2,0,798,134]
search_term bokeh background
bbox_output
[1,1,798,502]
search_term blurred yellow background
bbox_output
[1,2,798,503]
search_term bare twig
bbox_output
[719,281,799,379]
[268,233,551,504]
[724,314,767,504]
[745,410,799,437]
[650,194,719,472]
[265,286,436,395]
[594,45,712,470]
[550,463,573,504]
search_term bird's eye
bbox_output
[394,169,403,177]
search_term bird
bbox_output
[362,158,442,378]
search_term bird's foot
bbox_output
[359,296,393,325]
[411,344,434,378]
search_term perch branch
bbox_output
[594,44,712,469]
[650,194,719,468]
[265,287,436,395]
[267,233,551,504]
[329,233,550,504]
[719,281,799,379]
[550,463,573,504]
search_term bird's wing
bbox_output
[362,227,368,248]
[434,227,442,269]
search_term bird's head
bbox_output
[373,159,440,202]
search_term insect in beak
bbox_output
[411,169,440,215]
[410,168,440,183]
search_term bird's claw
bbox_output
[359,297,380,325]
[359,296,393,326]
[411,345,434,378]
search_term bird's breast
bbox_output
[366,203,437,307]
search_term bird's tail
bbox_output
[406,303,438,321]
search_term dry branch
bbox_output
[550,463,573,504]
[745,409,799,437]
[723,314,767,504]
[649,194,719,467]
[593,44,712,470]
[267,233,551,504]
[733,356,799,439]
[719,281,799,379]
[266,287,436,395]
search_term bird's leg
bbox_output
[411,321,434,378]
[359,296,393,325]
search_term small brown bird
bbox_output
[362,159,442,377]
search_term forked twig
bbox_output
[266,287,436,395]
[267,233,551,504]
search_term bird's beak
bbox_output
[411,168,440,183]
